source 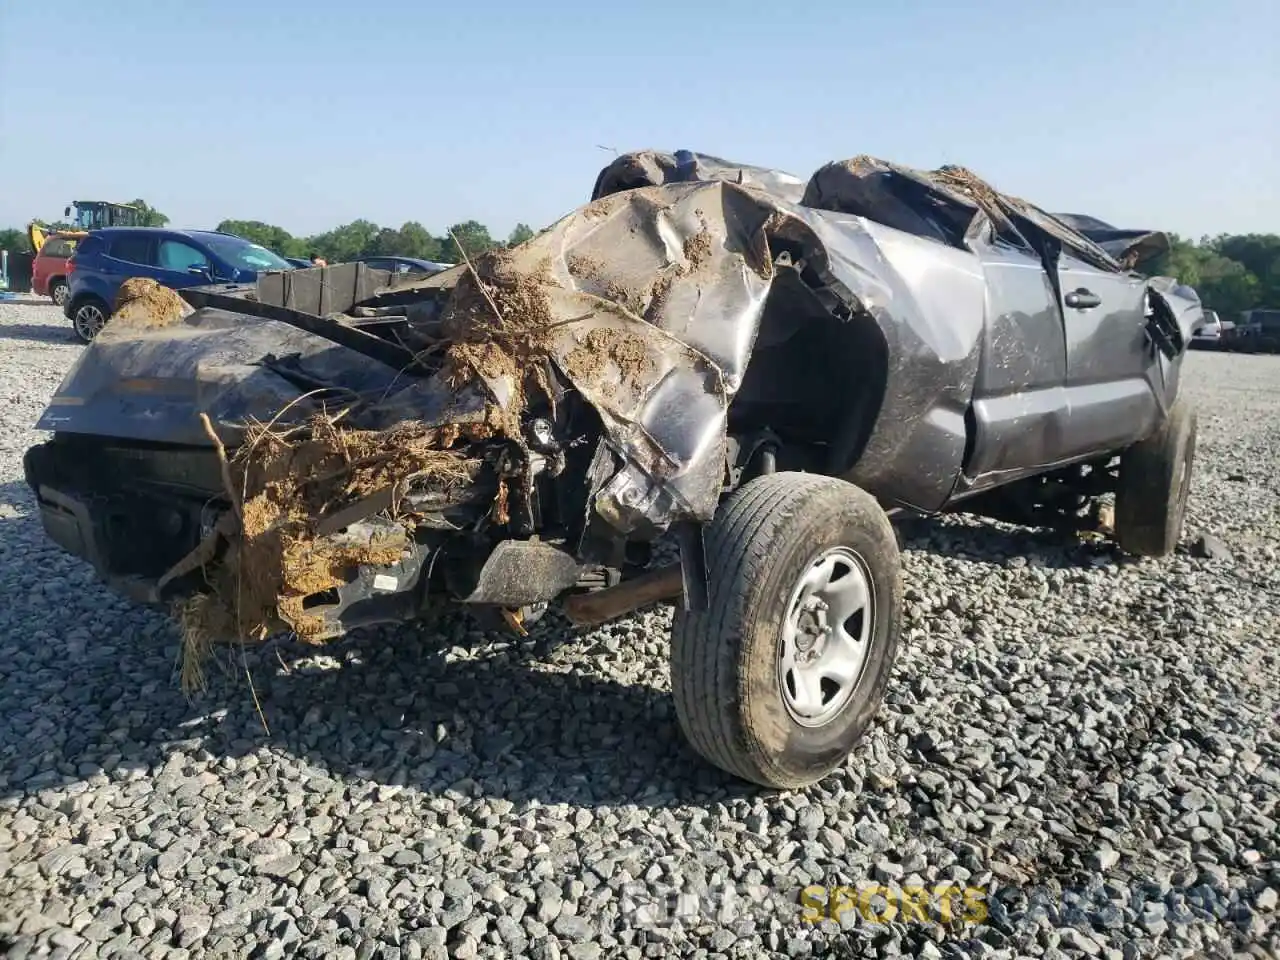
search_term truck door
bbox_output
[959,235,1069,492]
[1055,252,1159,458]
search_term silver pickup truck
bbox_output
[24,150,1203,789]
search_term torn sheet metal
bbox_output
[798,156,1128,269]
[423,181,781,528]
[37,147,1194,539]
[1052,212,1172,269]
[1146,275,1206,352]
[576,156,993,513]
[406,172,981,524]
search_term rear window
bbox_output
[39,237,77,259]
[108,234,154,266]
[74,235,105,259]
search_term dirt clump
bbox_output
[642,217,718,322]
[440,249,561,427]
[645,267,682,323]
[109,278,193,332]
[567,253,605,282]
[273,529,408,637]
[177,414,483,687]
[567,252,646,316]
[565,327,656,387]
[682,216,713,270]
[606,282,646,317]
[582,193,626,221]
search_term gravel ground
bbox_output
[0,299,1276,960]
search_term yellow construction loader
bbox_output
[27,201,144,253]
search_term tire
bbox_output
[1114,395,1197,557]
[670,472,903,789]
[71,298,109,343]
[50,279,69,307]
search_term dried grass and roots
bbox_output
[439,248,564,426]
[177,247,567,692]
[177,415,483,691]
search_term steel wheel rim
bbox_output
[74,304,105,340]
[777,545,875,728]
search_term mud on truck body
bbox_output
[24,150,1204,789]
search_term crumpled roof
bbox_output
[1052,212,1171,269]
[591,149,806,205]
[593,149,1129,273]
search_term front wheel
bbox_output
[669,472,903,789]
[1114,395,1197,557]
[71,298,109,343]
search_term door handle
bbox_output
[1065,288,1101,309]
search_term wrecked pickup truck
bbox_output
[24,149,1203,789]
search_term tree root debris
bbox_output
[440,247,562,422]
[177,414,483,691]
[174,243,658,692]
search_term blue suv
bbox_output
[65,227,294,342]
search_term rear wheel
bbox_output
[71,298,109,343]
[1114,396,1197,557]
[669,472,903,789]
[50,279,69,307]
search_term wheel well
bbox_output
[729,267,888,475]
[71,292,109,312]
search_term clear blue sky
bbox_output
[2,0,1276,242]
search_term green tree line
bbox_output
[1142,233,1280,318]
[2,201,1276,316]
[211,218,536,264]
[0,201,536,266]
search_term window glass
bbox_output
[158,239,210,272]
[75,235,104,258]
[200,235,292,273]
[109,235,154,265]
[40,238,76,259]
